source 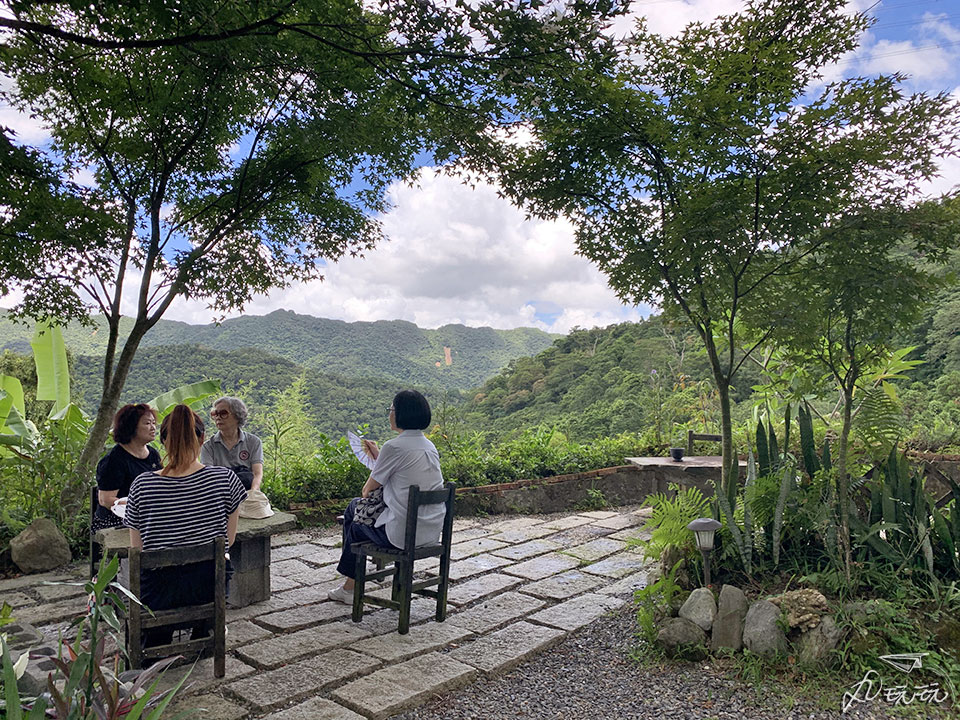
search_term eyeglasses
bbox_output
[388,407,395,415]
[210,409,230,419]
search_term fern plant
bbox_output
[641,483,711,561]
[854,384,904,458]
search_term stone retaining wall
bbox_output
[454,465,670,516]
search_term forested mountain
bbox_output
[0,309,556,391]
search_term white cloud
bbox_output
[0,76,50,145]
[209,170,652,333]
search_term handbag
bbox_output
[353,486,386,526]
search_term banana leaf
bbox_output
[30,321,70,415]
[0,376,26,434]
[149,380,221,417]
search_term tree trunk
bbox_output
[836,380,855,584]
[70,322,150,504]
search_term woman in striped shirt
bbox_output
[124,404,246,646]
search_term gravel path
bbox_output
[390,605,955,720]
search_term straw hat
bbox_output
[239,488,274,519]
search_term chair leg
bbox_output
[397,559,414,635]
[352,550,367,623]
[436,552,451,622]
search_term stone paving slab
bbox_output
[563,537,627,563]
[285,566,342,587]
[156,655,256,696]
[237,621,371,669]
[331,651,478,720]
[539,515,595,530]
[16,598,85,625]
[518,569,604,601]
[486,525,556,543]
[269,575,302,592]
[266,696,366,720]
[444,553,512,581]
[33,582,87,603]
[446,591,545,634]
[226,648,379,710]
[353,598,453,635]
[226,619,273,648]
[446,572,522,607]
[452,518,481,531]
[1,591,35,608]
[300,547,343,566]
[449,537,508,560]
[226,594,300,622]
[481,517,547,533]
[597,569,651,597]
[590,514,643,530]
[578,510,619,519]
[271,532,315,547]
[168,692,249,720]
[528,592,626,632]
[447,527,491,542]
[489,538,561,561]
[501,552,581,581]
[0,571,76,593]
[270,558,314,577]
[581,551,648,578]
[449,620,565,675]
[274,577,343,617]
[270,542,322,561]
[348,620,472,662]
[312,534,343,548]
[257,600,351,631]
[608,526,652,542]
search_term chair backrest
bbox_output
[402,483,456,552]
[687,430,722,456]
[127,536,226,676]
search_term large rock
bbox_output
[656,617,707,659]
[678,587,716,632]
[769,588,829,631]
[711,584,748,652]
[10,518,71,573]
[795,615,842,666]
[742,600,788,658]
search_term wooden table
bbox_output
[95,512,298,608]
[624,456,746,495]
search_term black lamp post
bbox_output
[687,517,722,587]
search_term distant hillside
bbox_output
[461,318,765,441]
[0,309,557,392]
[70,345,426,438]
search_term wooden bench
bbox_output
[94,512,298,608]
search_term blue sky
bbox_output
[2,0,958,333]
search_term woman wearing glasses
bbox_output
[199,396,263,493]
[328,389,445,604]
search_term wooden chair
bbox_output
[351,483,455,635]
[687,430,722,456]
[126,537,227,677]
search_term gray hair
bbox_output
[214,396,249,427]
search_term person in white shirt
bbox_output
[328,390,445,604]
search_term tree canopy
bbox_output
[475,0,960,504]
[0,0,617,486]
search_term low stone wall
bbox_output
[455,465,671,516]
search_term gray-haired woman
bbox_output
[199,396,263,492]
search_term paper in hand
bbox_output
[347,430,376,470]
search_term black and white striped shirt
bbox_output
[124,465,246,551]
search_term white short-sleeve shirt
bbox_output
[370,430,445,549]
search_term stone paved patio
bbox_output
[1,505,654,719]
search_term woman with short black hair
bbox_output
[92,404,162,532]
[328,390,445,603]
